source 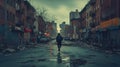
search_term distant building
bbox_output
[45,21,57,38]
[60,22,71,38]
[69,9,80,39]
[51,21,57,38]
[64,24,71,38]
[70,9,80,21]
[60,22,66,37]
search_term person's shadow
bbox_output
[57,52,62,64]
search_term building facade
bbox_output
[38,16,46,34]
[78,0,120,50]
[70,9,80,39]
[0,0,18,48]
[79,6,87,40]
[99,0,120,49]
[0,0,36,48]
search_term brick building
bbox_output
[79,6,87,40]
[38,15,46,34]
[0,0,36,48]
[78,0,120,50]
[0,0,17,48]
[88,0,101,45]
[45,21,57,38]
[23,1,36,44]
[99,0,120,49]
[69,9,80,39]
[86,0,120,49]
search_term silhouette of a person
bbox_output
[56,33,63,51]
[57,52,62,63]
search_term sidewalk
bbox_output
[76,41,120,55]
[62,40,120,55]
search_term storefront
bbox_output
[24,28,32,45]
[99,18,120,49]
[89,18,120,49]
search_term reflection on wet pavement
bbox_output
[1,42,120,67]
[57,52,62,63]
[18,45,98,67]
[70,58,87,67]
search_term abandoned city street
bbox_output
[0,0,120,67]
[0,40,120,67]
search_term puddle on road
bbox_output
[48,56,70,62]
[48,56,87,67]
[19,52,87,67]
[48,52,87,67]
[48,52,71,67]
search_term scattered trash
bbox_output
[2,48,16,54]
[17,46,26,51]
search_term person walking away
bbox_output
[56,33,63,51]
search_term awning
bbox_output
[100,18,120,29]
[91,17,120,32]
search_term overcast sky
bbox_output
[29,0,89,25]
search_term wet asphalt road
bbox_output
[0,40,120,67]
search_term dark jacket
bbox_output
[56,35,63,43]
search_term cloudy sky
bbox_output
[29,0,89,26]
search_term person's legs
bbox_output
[57,42,61,51]
[57,43,59,51]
